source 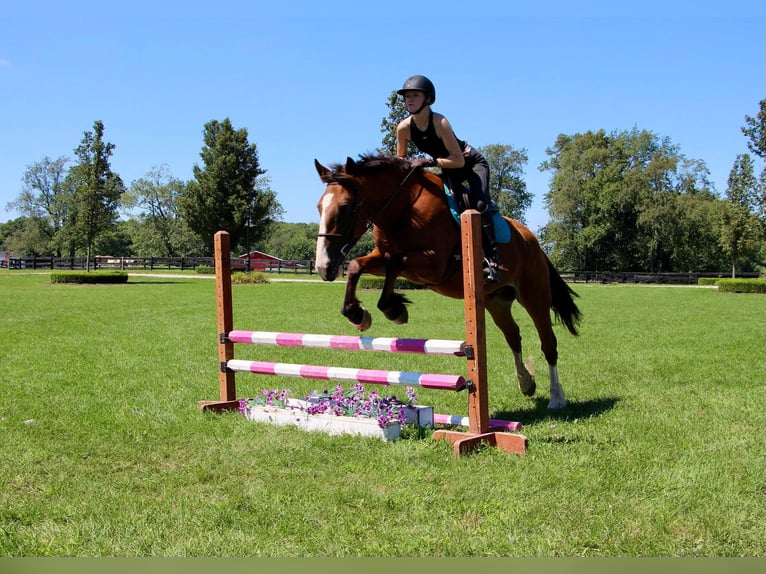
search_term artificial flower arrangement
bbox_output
[239,383,416,428]
[238,384,429,441]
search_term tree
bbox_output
[641,191,728,273]
[241,174,283,256]
[741,99,766,238]
[258,222,319,260]
[742,99,766,160]
[0,217,27,251]
[93,220,134,257]
[379,91,420,157]
[720,154,759,277]
[65,120,125,270]
[540,128,721,272]
[540,129,623,270]
[179,118,282,255]
[637,156,723,272]
[7,156,73,256]
[125,165,197,257]
[478,144,531,221]
[0,216,49,256]
[757,169,766,236]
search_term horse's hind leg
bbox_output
[485,297,536,397]
[523,298,567,410]
[546,365,566,410]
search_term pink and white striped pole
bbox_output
[433,413,522,432]
[226,359,466,391]
[226,330,466,356]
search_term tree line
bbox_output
[3,97,765,276]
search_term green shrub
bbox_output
[195,265,215,275]
[358,276,426,290]
[50,271,129,284]
[716,278,766,294]
[697,277,721,286]
[231,271,270,284]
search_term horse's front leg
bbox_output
[377,254,410,325]
[342,251,385,331]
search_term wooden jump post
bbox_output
[198,210,527,456]
[430,211,527,456]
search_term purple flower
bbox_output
[244,384,417,428]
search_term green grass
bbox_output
[0,271,763,556]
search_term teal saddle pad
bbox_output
[445,192,511,244]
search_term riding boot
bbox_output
[480,208,502,284]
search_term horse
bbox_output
[313,154,582,410]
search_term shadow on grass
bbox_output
[491,396,621,427]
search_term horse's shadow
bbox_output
[491,396,620,428]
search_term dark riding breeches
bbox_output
[442,157,490,212]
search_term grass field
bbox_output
[0,271,763,557]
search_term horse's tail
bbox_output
[547,256,582,336]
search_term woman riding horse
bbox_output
[314,154,582,410]
[395,74,502,283]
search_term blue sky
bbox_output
[1,2,763,233]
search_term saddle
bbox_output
[443,185,511,244]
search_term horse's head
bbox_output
[314,157,367,281]
[314,154,437,281]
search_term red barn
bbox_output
[236,251,303,271]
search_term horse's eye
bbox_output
[331,202,357,237]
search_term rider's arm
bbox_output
[432,114,466,169]
[396,119,410,157]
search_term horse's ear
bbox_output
[344,156,357,174]
[314,159,332,182]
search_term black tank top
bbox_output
[409,112,467,159]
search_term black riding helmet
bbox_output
[397,75,436,106]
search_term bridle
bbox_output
[317,166,419,257]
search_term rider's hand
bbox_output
[411,157,436,169]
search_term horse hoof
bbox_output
[351,310,372,332]
[393,308,409,325]
[547,398,567,410]
[520,380,536,397]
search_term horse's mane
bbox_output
[322,154,447,202]
[329,154,411,180]
[356,154,411,172]
[323,154,445,196]
[327,153,451,208]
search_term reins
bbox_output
[317,166,419,257]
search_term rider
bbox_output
[394,74,501,283]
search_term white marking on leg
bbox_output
[547,364,567,409]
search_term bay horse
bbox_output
[314,154,581,410]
